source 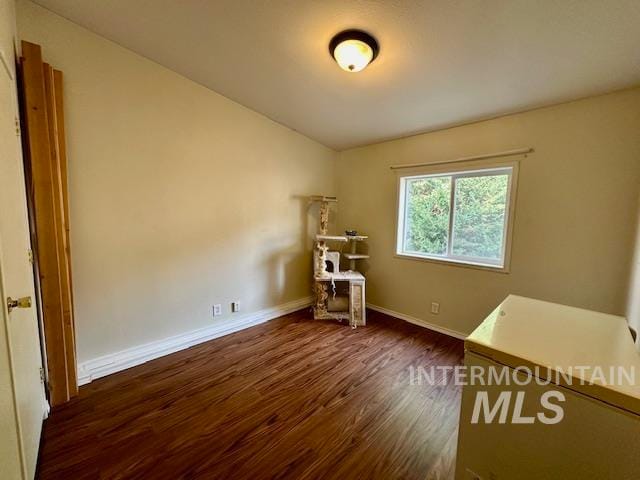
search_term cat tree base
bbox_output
[313,272,366,328]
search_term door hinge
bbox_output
[28,249,34,265]
[39,367,50,393]
[15,116,20,136]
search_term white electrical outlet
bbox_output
[213,304,222,317]
[431,302,440,314]
[232,301,240,313]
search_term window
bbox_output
[396,163,517,270]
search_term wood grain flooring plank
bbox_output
[37,309,463,480]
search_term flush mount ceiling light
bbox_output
[329,29,379,73]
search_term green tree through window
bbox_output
[404,176,451,255]
[451,174,508,260]
[400,167,512,267]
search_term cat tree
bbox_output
[310,196,368,328]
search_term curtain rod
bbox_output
[389,147,534,170]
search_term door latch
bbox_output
[7,296,32,313]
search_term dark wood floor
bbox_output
[37,309,464,480]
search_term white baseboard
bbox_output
[366,303,468,340]
[77,296,313,386]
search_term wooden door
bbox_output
[19,40,77,407]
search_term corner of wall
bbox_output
[626,193,640,349]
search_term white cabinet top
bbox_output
[466,295,640,416]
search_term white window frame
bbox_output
[395,159,519,272]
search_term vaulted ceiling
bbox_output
[33,0,640,150]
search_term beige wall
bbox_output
[17,0,337,364]
[337,89,640,336]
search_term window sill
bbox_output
[394,252,510,274]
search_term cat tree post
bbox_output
[312,196,335,316]
[309,195,367,328]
